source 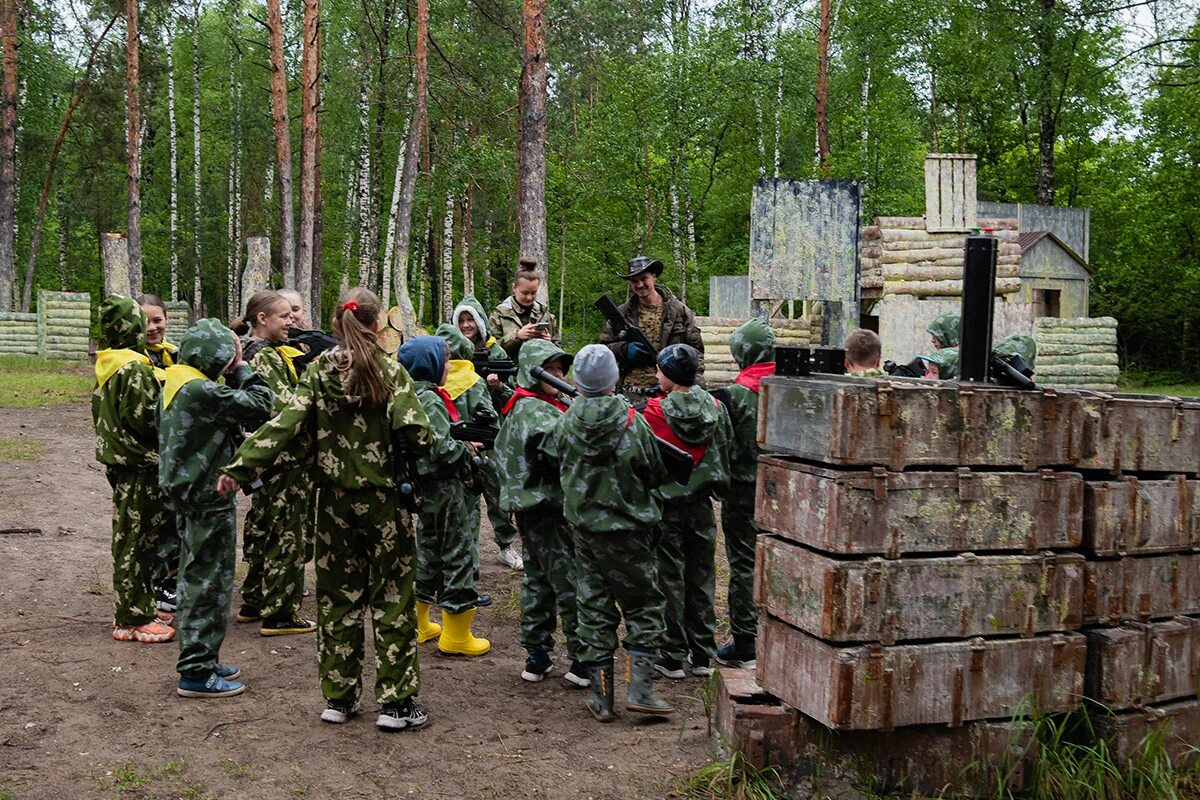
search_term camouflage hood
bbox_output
[177,318,239,379]
[994,334,1037,370]
[516,339,573,390]
[661,385,721,446]
[451,295,491,343]
[559,394,631,464]
[927,312,961,349]
[99,294,147,350]
[435,322,475,360]
[728,318,775,369]
[397,335,447,384]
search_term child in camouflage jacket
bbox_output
[544,345,674,723]
[221,289,433,730]
[159,318,274,698]
[93,294,175,645]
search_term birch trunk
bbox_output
[57,184,67,289]
[380,123,406,310]
[748,0,766,178]
[166,10,179,299]
[192,0,203,316]
[340,158,357,291]
[388,0,427,336]
[295,0,319,304]
[266,0,296,287]
[772,0,783,178]
[440,189,453,322]
[517,0,549,302]
[226,4,239,319]
[0,0,17,310]
[860,62,869,205]
[461,184,473,296]
[354,80,372,288]
[126,0,143,297]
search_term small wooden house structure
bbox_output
[1015,230,1092,319]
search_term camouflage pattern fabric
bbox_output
[927,312,961,349]
[728,318,775,369]
[598,285,705,390]
[651,386,732,503]
[175,506,237,677]
[93,296,159,471]
[155,507,181,587]
[108,468,164,626]
[994,333,1038,370]
[573,529,666,665]
[316,485,420,705]
[924,346,959,379]
[849,367,886,377]
[657,500,718,663]
[240,468,310,619]
[545,394,668,533]
[514,509,580,658]
[480,459,518,549]
[721,482,759,639]
[488,295,560,359]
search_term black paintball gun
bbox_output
[287,327,339,372]
[530,365,578,398]
[990,352,1036,390]
[470,352,518,381]
[884,357,930,379]
[595,294,657,366]
[656,438,694,486]
[448,421,500,450]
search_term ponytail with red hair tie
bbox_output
[341,300,360,313]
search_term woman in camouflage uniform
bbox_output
[220,288,433,730]
[231,290,317,637]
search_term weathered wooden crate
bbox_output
[1094,699,1200,768]
[758,615,1086,730]
[712,670,1035,797]
[1084,553,1200,624]
[756,457,1083,556]
[1086,617,1200,710]
[755,537,1084,644]
[1084,476,1200,556]
[758,375,1074,470]
[1069,391,1200,475]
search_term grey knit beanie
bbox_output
[573,344,620,397]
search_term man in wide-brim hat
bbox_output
[598,256,705,395]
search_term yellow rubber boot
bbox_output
[416,602,441,644]
[437,608,491,657]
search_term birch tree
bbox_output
[126,0,144,297]
[166,8,179,300]
[192,0,203,314]
[440,188,453,321]
[388,0,427,336]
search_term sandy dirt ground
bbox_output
[0,402,719,800]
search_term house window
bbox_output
[1034,289,1061,318]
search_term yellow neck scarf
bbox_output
[162,364,210,409]
[95,349,152,389]
[485,335,497,349]
[147,339,177,367]
[275,344,305,383]
[444,359,481,400]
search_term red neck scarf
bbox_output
[502,386,569,416]
[641,395,709,466]
[734,362,776,394]
[434,387,460,423]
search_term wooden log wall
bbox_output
[696,316,817,387]
[0,311,38,355]
[1034,316,1119,390]
[860,216,1020,297]
[0,291,91,360]
[163,301,191,344]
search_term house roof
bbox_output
[1018,231,1093,274]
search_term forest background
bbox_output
[0,0,1196,377]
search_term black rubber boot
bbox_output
[625,650,673,716]
[587,660,616,722]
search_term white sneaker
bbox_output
[321,699,359,724]
[498,547,524,570]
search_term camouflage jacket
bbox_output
[644,386,732,503]
[248,341,312,468]
[545,394,667,532]
[436,322,500,430]
[410,381,474,481]
[598,285,705,384]
[725,318,776,484]
[488,295,560,359]
[222,347,431,492]
[92,295,160,472]
[158,319,275,509]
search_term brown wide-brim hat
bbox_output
[618,256,664,279]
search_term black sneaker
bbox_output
[563,660,591,688]
[376,699,428,731]
[235,605,261,623]
[521,651,553,682]
[715,637,756,670]
[653,658,686,680]
[260,614,317,636]
[321,698,359,724]
[154,584,178,613]
[475,594,493,608]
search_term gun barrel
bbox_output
[530,365,579,397]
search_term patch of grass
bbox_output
[1122,384,1200,399]
[99,758,187,795]
[676,751,783,800]
[0,355,92,408]
[218,758,255,779]
[0,437,45,460]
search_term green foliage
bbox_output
[0,355,92,407]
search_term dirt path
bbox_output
[0,403,716,800]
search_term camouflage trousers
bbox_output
[107,468,163,627]
[316,485,420,705]
[514,508,580,658]
[240,468,310,620]
[480,455,518,550]
[416,481,477,615]
[154,507,181,588]
[175,504,236,678]
[721,482,759,639]
[574,527,666,665]
[658,499,718,663]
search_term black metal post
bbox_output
[958,233,998,382]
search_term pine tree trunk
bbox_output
[296,0,319,305]
[461,183,473,296]
[388,0,427,337]
[440,189,453,322]
[166,10,179,300]
[518,0,549,302]
[266,0,296,288]
[310,23,323,320]
[815,0,831,175]
[192,0,203,316]
[0,0,17,311]
[126,0,143,297]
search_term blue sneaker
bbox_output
[216,664,241,680]
[178,672,246,698]
[520,651,553,682]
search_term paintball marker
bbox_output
[656,438,694,486]
[471,352,518,380]
[595,295,657,365]
[776,346,847,377]
[287,327,338,372]
[449,421,500,450]
[530,365,578,397]
[884,357,930,379]
[990,352,1036,390]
